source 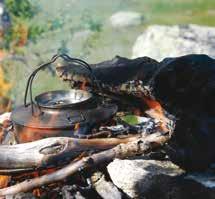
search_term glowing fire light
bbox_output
[74,122,80,135]
[143,97,163,114]
[80,80,87,90]
[32,171,41,197]
[143,96,170,132]
[18,114,60,143]
[0,175,10,188]
[13,168,57,197]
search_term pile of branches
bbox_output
[0,118,173,198]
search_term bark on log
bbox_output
[0,131,170,196]
[0,135,139,172]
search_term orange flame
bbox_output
[143,96,163,114]
[74,122,80,135]
[74,123,80,131]
[33,188,41,197]
[143,96,169,132]
[80,80,87,90]
[32,171,41,197]
[18,113,61,143]
[13,168,57,197]
[0,175,10,188]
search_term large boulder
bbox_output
[107,159,184,198]
[107,159,215,199]
[109,11,143,28]
[132,24,215,61]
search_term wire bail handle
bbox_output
[24,54,102,115]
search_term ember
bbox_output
[74,122,80,135]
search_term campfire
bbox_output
[0,54,174,198]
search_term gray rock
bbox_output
[107,159,184,198]
[132,24,215,61]
[110,11,143,28]
[91,171,122,199]
[6,192,36,199]
[107,159,215,199]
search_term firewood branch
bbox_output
[0,131,171,196]
[0,135,139,173]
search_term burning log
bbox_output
[0,131,171,196]
[0,135,140,173]
[0,117,17,190]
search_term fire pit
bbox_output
[0,54,175,198]
[1,53,215,198]
[11,55,117,143]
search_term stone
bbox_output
[109,11,143,28]
[107,159,184,198]
[107,159,215,199]
[132,24,215,61]
[6,192,36,199]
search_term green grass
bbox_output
[28,0,215,61]
[142,0,215,26]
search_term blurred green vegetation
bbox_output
[141,0,215,26]
[2,0,68,50]
[1,0,215,105]
[5,0,37,19]
[81,11,103,32]
[2,0,44,49]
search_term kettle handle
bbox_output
[24,54,100,115]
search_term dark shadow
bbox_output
[132,162,215,199]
